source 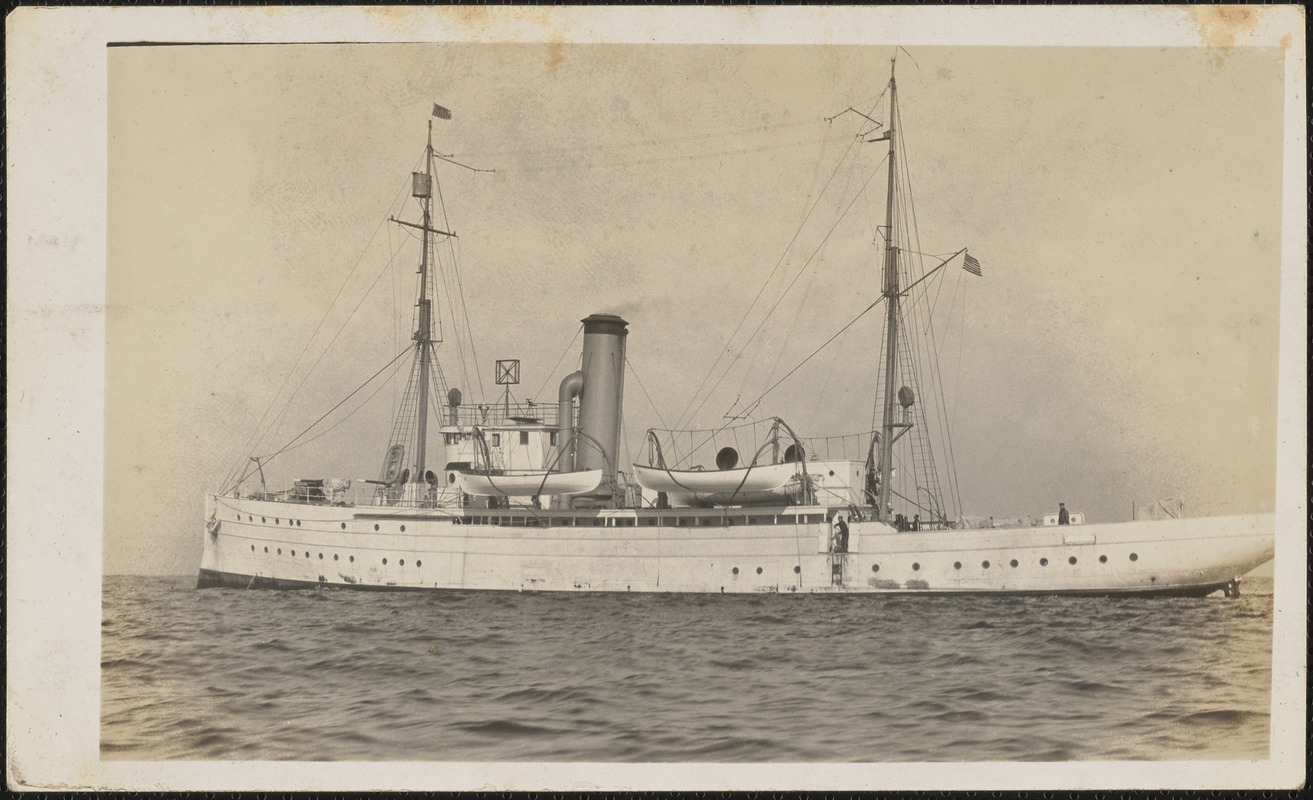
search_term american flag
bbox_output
[432,103,452,120]
[963,252,983,277]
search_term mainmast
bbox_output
[876,61,900,521]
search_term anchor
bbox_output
[1222,578,1242,598]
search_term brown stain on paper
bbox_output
[545,40,564,74]
[1187,5,1267,66]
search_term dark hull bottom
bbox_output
[195,569,1234,598]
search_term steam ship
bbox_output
[199,64,1274,596]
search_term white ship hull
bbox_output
[199,494,1273,596]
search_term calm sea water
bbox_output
[101,575,1273,762]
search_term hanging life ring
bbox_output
[206,515,222,538]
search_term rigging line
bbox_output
[748,235,825,408]
[924,252,954,335]
[470,117,828,161]
[224,162,421,487]
[740,295,887,417]
[947,282,968,510]
[274,351,412,456]
[257,247,408,460]
[434,172,486,404]
[900,137,961,520]
[927,268,966,515]
[891,112,955,518]
[508,133,852,174]
[434,152,493,173]
[737,99,850,404]
[682,154,886,429]
[424,351,454,442]
[426,181,467,396]
[625,357,670,431]
[651,417,777,436]
[390,209,401,418]
[671,130,867,431]
[738,135,859,402]
[532,324,585,402]
[672,88,887,433]
[245,345,415,477]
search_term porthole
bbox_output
[349,555,355,563]
[1009,559,1018,568]
[291,550,296,557]
[341,523,347,530]
[954,561,962,570]
[871,564,880,573]
[296,520,301,527]
[982,561,990,569]
[1069,556,1078,565]
[277,548,282,555]
[400,525,406,532]
[264,546,268,553]
[318,553,324,560]
[1099,555,1108,563]
[382,558,388,565]
[793,565,801,574]
[1129,553,1138,561]
[912,562,921,571]
[333,554,339,561]
[732,567,739,575]
[756,567,763,575]
[828,470,835,477]
[262,517,267,523]
[250,545,255,551]
[304,552,309,558]
[399,559,405,566]
[374,524,380,531]
[1039,557,1048,566]
[275,518,280,524]
[416,560,422,567]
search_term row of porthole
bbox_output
[237,514,408,534]
[240,514,303,527]
[248,544,421,568]
[869,552,1138,573]
[730,553,1143,578]
[732,566,806,576]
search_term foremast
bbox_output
[377,117,459,500]
[413,121,436,480]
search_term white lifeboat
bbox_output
[632,461,806,505]
[455,469,602,497]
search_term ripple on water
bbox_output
[100,576,1274,762]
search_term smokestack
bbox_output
[576,314,628,493]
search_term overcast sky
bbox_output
[105,43,1286,575]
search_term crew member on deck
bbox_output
[834,516,849,553]
[1058,502,1069,525]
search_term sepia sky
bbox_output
[105,43,1286,575]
